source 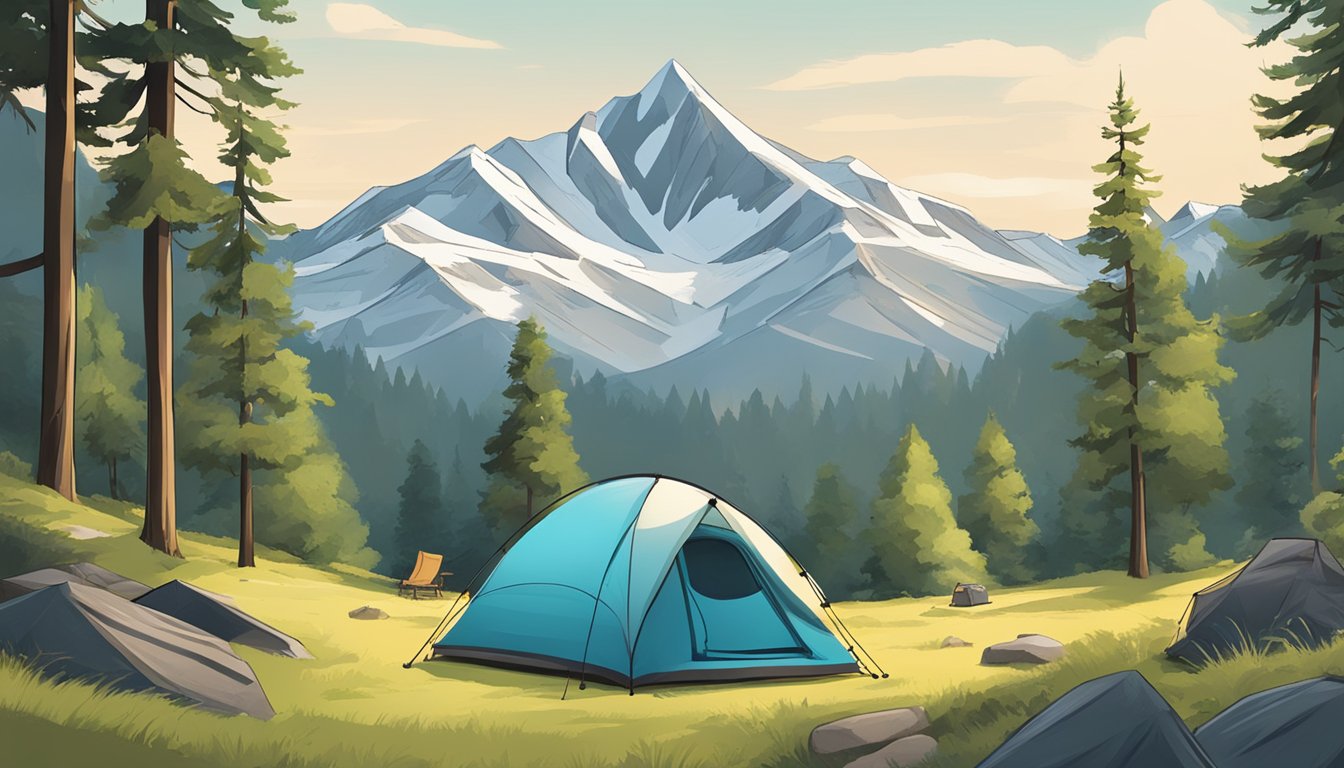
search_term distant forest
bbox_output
[1,245,1338,595]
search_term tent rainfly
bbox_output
[411,476,880,691]
[1167,538,1344,665]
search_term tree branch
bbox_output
[0,253,43,278]
[175,92,213,117]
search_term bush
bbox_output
[0,451,33,481]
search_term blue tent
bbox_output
[430,476,861,688]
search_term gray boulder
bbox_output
[843,735,938,768]
[811,707,929,754]
[0,563,150,603]
[982,634,1065,665]
[941,636,972,648]
[0,582,274,719]
[135,580,313,659]
[348,605,389,620]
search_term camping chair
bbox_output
[398,551,452,599]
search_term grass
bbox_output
[3,469,1344,767]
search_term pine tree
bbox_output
[1219,0,1344,495]
[176,43,341,568]
[74,285,144,500]
[1059,73,1231,577]
[86,0,297,557]
[480,318,587,533]
[395,440,447,570]
[802,463,860,594]
[958,412,1038,584]
[1236,390,1307,548]
[864,425,987,598]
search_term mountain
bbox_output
[998,202,1247,286]
[282,61,1088,402]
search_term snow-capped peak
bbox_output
[286,61,1091,403]
[1169,201,1222,223]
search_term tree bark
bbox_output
[1124,262,1150,579]
[36,0,77,501]
[526,484,534,519]
[238,436,254,567]
[139,0,181,557]
[107,457,119,501]
[1311,238,1323,495]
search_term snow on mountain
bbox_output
[997,201,1245,285]
[283,60,1134,401]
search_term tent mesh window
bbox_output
[682,537,763,600]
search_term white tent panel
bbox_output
[718,499,829,622]
[622,478,713,637]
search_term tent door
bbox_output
[677,536,808,660]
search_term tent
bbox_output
[134,580,313,659]
[1195,676,1344,768]
[0,582,274,719]
[0,562,149,603]
[976,670,1215,768]
[1166,538,1344,664]
[426,476,865,689]
[950,583,990,607]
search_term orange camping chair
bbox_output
[398,551,452,599]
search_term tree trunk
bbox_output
[526,484,534,519]
[139,0,181,557]
[36,0,78,501]
[238,440,254,567]
[1124,262,1150,579]
[108,457,119,501]
[1311,237,1323,495]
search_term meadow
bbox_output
[4,469,1343,767]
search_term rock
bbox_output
[136,580,314,659]
[348,605,389,620]
[811,707,929,754]
[843,735,939,768]
[981,634,1065,665]
[941,636,972,648]
[0,563,150,603]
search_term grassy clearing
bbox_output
[3,470,1342,767]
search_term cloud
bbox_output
[898,173,1091,199]
[325,4,502,49]
[763,0,1292,232]
[765,39,1070,91]
[806,114,1005,133]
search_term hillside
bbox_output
[5,467,1344,767]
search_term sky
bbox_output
[50,0,1294,236]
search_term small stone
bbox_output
[941,636,972,648]
[810,707,929,754]
[981,634,1065,665]
[843,735,938,768]
[348,605,389,620]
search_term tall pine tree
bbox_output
[74,285,144,500]
[177,43,348,567]
[1059,74,1231,577]
[864,425,987,598]
[1220,0,1344,494]
[480,318,587,533]
[958,412,1038,584]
